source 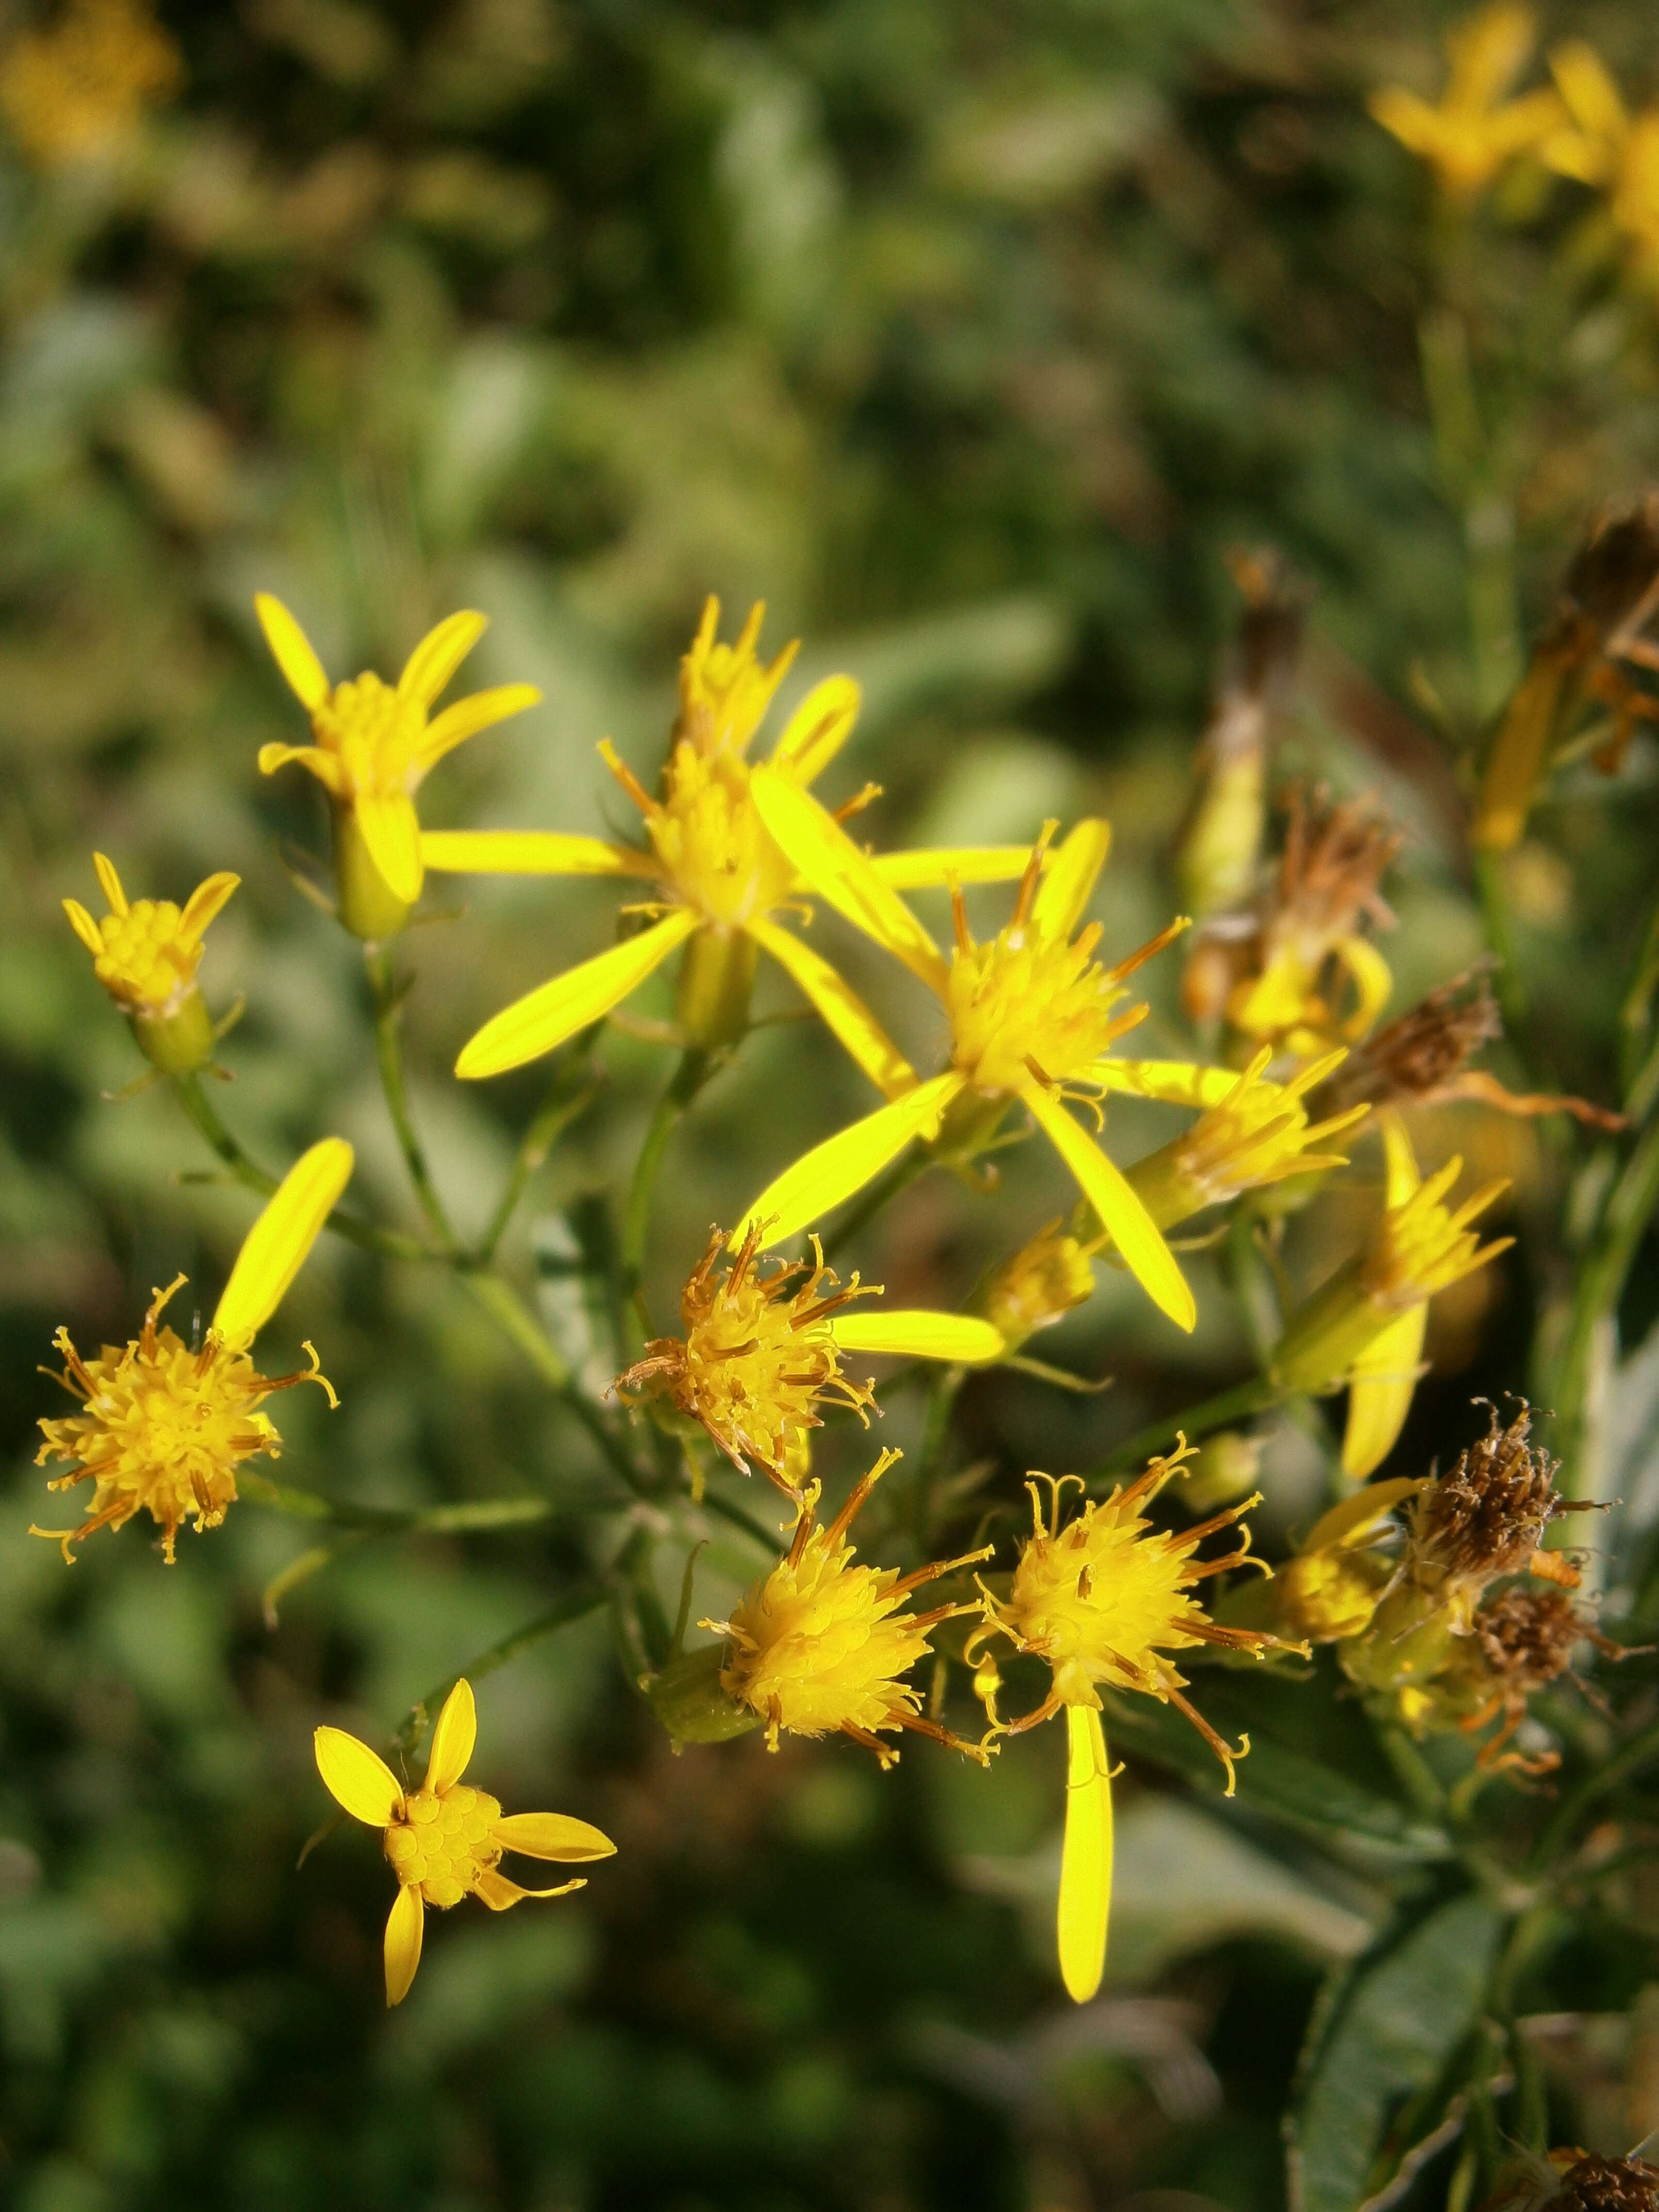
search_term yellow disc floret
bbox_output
[34,1275,335,1563]
[384,1783,506,1909]
[617,1223,876,1495]
[708,1451,994,1768]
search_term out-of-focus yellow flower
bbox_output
[1542,44,1659,280]
[64,851,238,1076]
[1368,4,1563,200]
[1184,789,1400,1054]
[315,1679,615,2006]
[1274,1114,1512,1477]
[34,1139,353,1562]
[704,1450,994,1768]
[735,802,1200,1332]
[616,1222,1004,1498]
[438,599,1038,1070]
[1267,1478,1425,1647]
[255,595,541,938]
[1120,1047,1368,1232]
[0,0,180,169]
[969,1451,1293,2002]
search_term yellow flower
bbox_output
[704,1450,994,1768]
[314,1678,615,2007]
[255,595,541,937]
[616,1222,1004,1499]
[1542,44,1659,281]
[1273,1113,1512,1478]
[0,0,180,169]
[437,598,1039,1072]
[1120,1047,1368,1231]
[978,1220,1098,1350]
[969,1452,1291,2002]
[735,796,1199,1331]
[33,1138,353,1562]
[63,850,239,1076]
[1268,1478,1426,1646]
[1368,4,1563,200]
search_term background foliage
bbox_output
[6,2,1659,2208]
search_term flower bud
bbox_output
[642,1643,761,1748]
[978,1221,1096,1348]
[333,803,414,943]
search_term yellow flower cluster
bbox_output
[0,0,180,169]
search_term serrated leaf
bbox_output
[1288,1894,1505,2212]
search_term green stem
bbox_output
[240,1471,560,1535]
[171,1074,433,1264]
[1472,848,1528,1042]
[460,1270,645,1494]
[367,945,456,1253]
[912,1366,965,1543]
[1373,1719,1446,1825]
[392,1583,610,1759]
[821,1151,929,1264]
[476,1054,600,1264]
[1092,1375,1287,1481]
[1541,1113,1659,1495]
[1621,893,1659,1100]
[622,1048,711,1314]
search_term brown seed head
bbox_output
[1408,1399,1577,1595]
[1319,968,1502,1113]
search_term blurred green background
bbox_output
[6,2,1659,2207]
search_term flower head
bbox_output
[1274,1113,1512,1476]
[1126,1046,1367,1231]
[736,794,1200,1332]
[969,1450,1296,2003]
[436,597,1039,1073]
[1404,1397,1581,1597]
[0,0,180,168]
[705,1450,994,1768]
[315,1679,615,2006]
[64,851,238,1074]
[1267,1478,1422,1646]
[1184,787,1400,1052]
[1414,1581,1614,1771]
[1369,4,1563,200]
[1482,2152,1659,2212]
[34,1139,353,1561]
[979,1221,1097,1349]
[255,595,540,929]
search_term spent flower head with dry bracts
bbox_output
[1273,1112,1513,1477]
[64,851,239,1077]
[1482,2151,1659,2212]
[433,598,1040,1074]
[34,1139,352,1562]
[315,1679,615,2007]
[735,800,1200,1332]
[1401,1580,1623,1772]
[1368,3,1564,200]
[968,1447,1300,2003]
[255,595,541,938]
[702,1450,995,1769]
[0,0,180,168]
[616,1222,1006,1499]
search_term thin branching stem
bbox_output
[366,944,457,1253]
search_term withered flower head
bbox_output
[616,1224,874,1495]
[1557,493,1659,655]
[1480,2150,1659,2212]
[1407,1398,1583,1596]
[1315,968,1625,1129]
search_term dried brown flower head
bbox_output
[1481,2150,1659,2212]
[1407,1398,1582,1596]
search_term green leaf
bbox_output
[1102,1684,1452,1863]
[1287,1895,1506,2212]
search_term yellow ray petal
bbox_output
[829,1311,1005,1363]
[384,1882,425,2006]
[1058,1704,1112,2005]
[1549,39,1627,144]
[354,790,424,908]
[414,684,542,778]
[256,741,347,795]
[1032,818,1111,939]
[179,870,240,944]
[1334,934,1394,1039]
[255,594,330,711]
[314,1725,403,1826]
[735,1071,966,1251]
[63,898,104,955]
[424,1678,476,1794]
[398,609,486,708]
[750,766,946,990]
[475,1869,587,1909]
[93,851,127,914]
[213,1136,354,1343]
[492,1812,617,1861]
[1379,1109,1420,1205]
[1090,1059,1254,1109]
[1341,1304,1427,1479]
[1300,1475,1427,1558]
[745,915,917,1099]
[420,829,654,878]
[457,907,700,1079]
[869,847,1040,890]
[1020,1082,1195,1332]
[769,674,861,786]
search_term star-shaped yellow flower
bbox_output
[315,1679,615,2006]
[1369,4,1563,200]
[255,595,541,934]
[438,598,1041,1075]
[1542,42,1659,281]
[64,850,238,1075]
